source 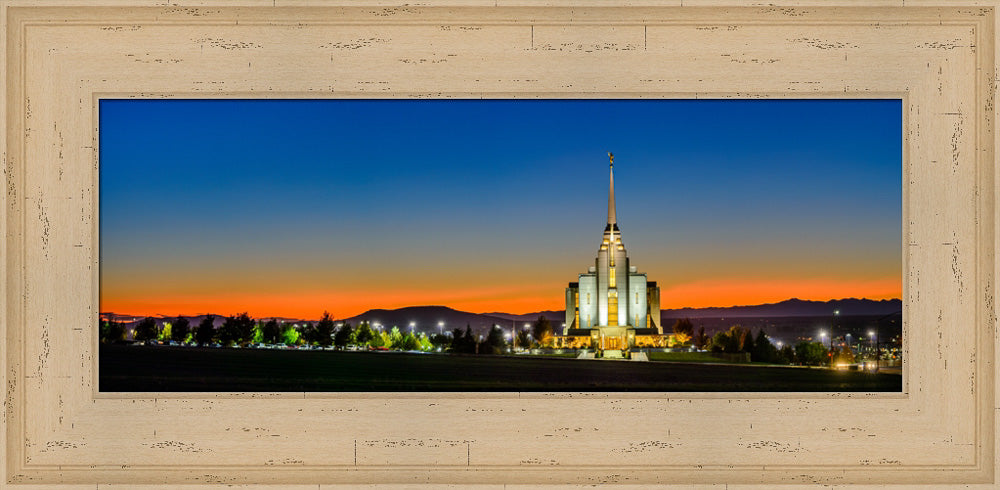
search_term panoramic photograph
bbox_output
[99,98,902,391]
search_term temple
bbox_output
[559,153,662,358]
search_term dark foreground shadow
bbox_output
[99,344,903,392]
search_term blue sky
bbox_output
[100,99,902,317]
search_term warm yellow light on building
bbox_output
[607,290,618,326]
[574,292,580,328]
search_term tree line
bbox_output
[672,319,851,366]
[100,312,560,354]
[100,313,848,365]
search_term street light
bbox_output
[409,321,415,334]
[820,330,832,367]
[868,329,879,372]
[831,308,840,346]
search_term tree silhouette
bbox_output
[449,325,478,354]
[172,317,191,342]
[532,316,553,347]
[710,325,750,353]
[218,316,238,346]
[693,326,709,350]
[100,320,125,344]
[779,345,795,364]
[429,333,450,349]
[484,325,506,355]
[516,329,531,350]
[314,312,335,347]
[236,313,255,344]
[461,325,477,353]
[751,329,779,363]
[450,328,465,352]
[794,341,828,366]
[133,317,158,342]
[219,312,255,346]
[300,322,318,345]
[261,319,281,344]
[333,321,353,349]
[195,315,216,345]
[742,328,756,354]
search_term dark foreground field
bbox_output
[100,345,902,392]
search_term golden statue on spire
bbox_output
[608,151,614,168]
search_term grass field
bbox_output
[646,351,749,364]
[100,345,902,392]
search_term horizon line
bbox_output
[100,296,904,321]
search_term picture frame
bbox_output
[2,1,995,487]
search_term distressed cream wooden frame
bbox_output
[2,1,997,487]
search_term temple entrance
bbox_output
[602,335,626,351]
[594,326,634,359]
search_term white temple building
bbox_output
[561,153,662,357]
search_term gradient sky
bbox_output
[100,99,902,319]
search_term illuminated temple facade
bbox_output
[561,154,661,356]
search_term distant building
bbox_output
[561,153,662,357]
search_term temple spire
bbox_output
[607,152,616,225]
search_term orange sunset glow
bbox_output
[100,276,901,320]
[100,99,901,321]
